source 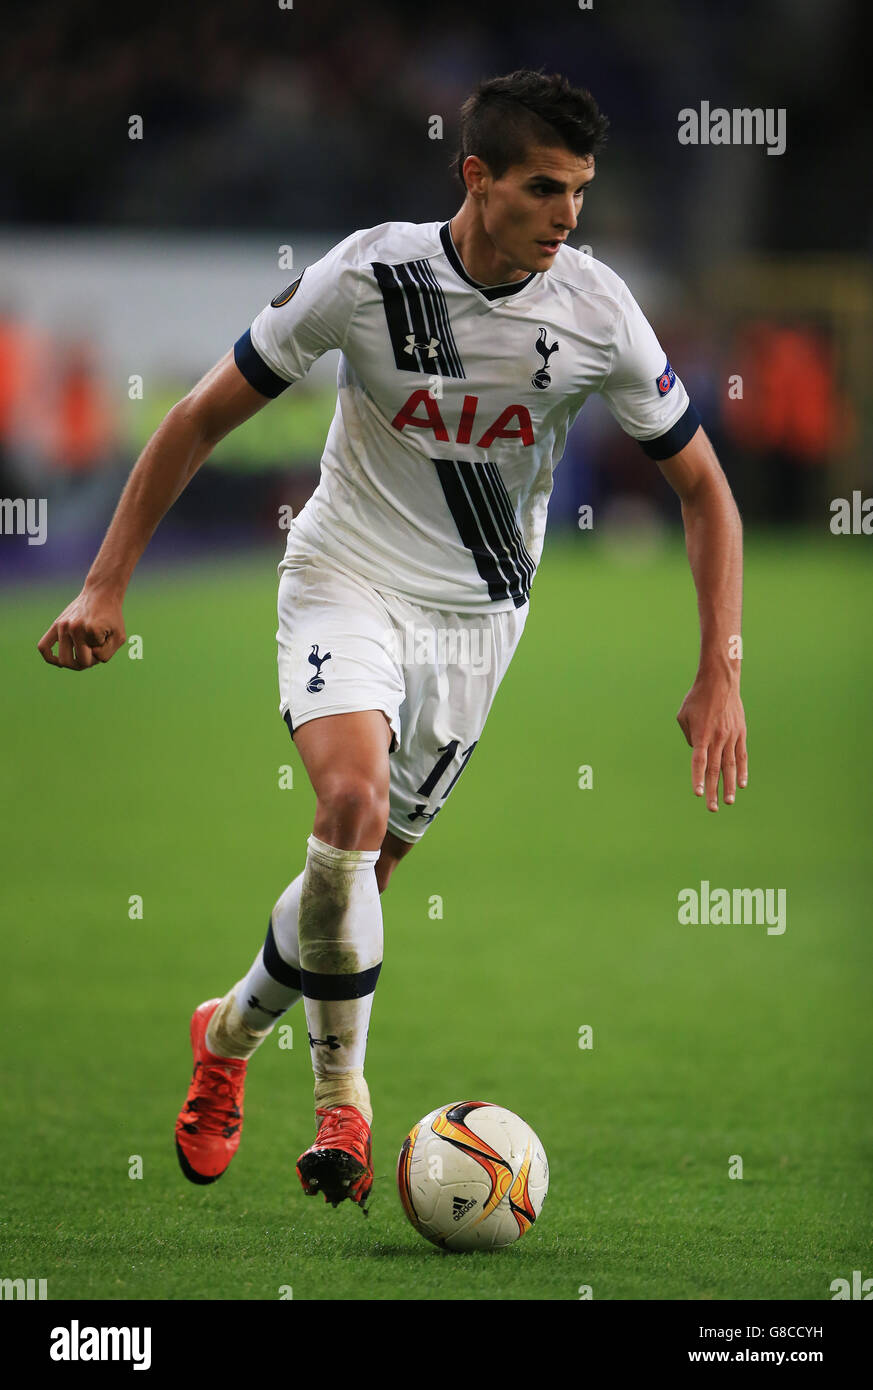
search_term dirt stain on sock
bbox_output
[298,853,378,976]
[208,989,269,1059]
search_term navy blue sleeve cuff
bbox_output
[233,329,291,398]
[638,401,701,460]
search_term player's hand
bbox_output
[676,673,747,812]
[37,585,127,671]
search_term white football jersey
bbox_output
[234,220,700,612]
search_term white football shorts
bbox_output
[276,550,528,843]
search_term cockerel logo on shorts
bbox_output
[306,643,332,693]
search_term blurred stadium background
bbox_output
[0,0,871,578]
[2,0,872,1302]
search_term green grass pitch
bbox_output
[2,530,871,1300]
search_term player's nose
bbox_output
[556,195,578,230]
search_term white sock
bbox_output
[205,874,304,1060]
[298,834,382,1125]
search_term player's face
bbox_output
[483,145,595,272]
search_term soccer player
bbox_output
[37,70,747,1212]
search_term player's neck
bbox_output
[448,209,530,288]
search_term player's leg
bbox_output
[217,821,414,1044]
[205,818,413,1057]
[226,561,406,1071]
[290,710,398,1207]
[174,816,413,1186]
[176,557,408,1190]
[269,560,405,1208]
[300,707,392,847]
[212,823,414,1057]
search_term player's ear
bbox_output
[462,154,489,197]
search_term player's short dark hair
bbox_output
[454,69,609,187]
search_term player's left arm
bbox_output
[656,424,747,812]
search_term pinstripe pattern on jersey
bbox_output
[372,259,465,379]
[432,458,533,608]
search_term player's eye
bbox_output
[530,185,588,198]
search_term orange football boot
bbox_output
[296,1105,373,1212]
[175,999,247,1185]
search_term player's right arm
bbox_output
[37,352,270,670]
[39,228,362,671]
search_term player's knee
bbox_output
[314,772,389,848]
